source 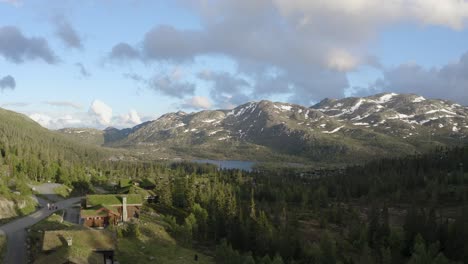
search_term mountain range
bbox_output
[55,93,468,164]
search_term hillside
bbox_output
[58,93,468,164]
[0,107,116,183]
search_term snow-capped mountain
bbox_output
[312,93,468,138]
[59,93,468,163]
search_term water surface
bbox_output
[193,159,256,171]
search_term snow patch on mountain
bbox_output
[322,126,344,134]
[413,96,426,103]
[376,93,398,104]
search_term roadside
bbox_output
[0,196,82,264]
[29,183,67,203]
[0,233,5,261]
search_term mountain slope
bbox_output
[312,93,468,139]
[0,108,114,181]
[59,93,468,163]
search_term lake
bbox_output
[193,159,256,171]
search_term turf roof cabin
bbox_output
[36,230,115,264]
[80,194,143,228]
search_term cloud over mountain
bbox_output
[356,51,468,105]
[107,0,468,108]
[89,100,113,126]
[182,96,212,110]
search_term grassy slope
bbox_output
[116,214,214,264]
[29,209,213,264]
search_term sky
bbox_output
[1,0,468,129]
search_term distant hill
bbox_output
[0,107,113,176]
[58,93,468,164]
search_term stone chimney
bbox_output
[122,196,128,222]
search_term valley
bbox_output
[0,93,467,264]
[3,2,468,263]
[60,93,468,164]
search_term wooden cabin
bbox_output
[80,194,143,228]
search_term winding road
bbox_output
[0,196,82,264]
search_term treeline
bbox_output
[137,146,468,263]
[2,107,468,263]
[0,108,109,198]
[32,144,466,263]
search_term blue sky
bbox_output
[1,0,468,129]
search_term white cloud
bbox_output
[29,113,82,129]
[118,109,142,127]
[353,51,468,104]
[89,100,113,126]
[29,113,52,128]
[326,49,360,71]
[273,0,468,30]
[182,96,212,110]
[27,101,148,129]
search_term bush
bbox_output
[124,221,141,239]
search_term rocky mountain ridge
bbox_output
[58,93,468,163]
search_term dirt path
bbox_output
[0,197,82,264]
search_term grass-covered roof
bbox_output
[42,229,115,252]
[86,194,143,207]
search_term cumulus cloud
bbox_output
[182,96,212,110]
[75,63,91,77]
[0,75,15,91]
[149,68,195,98]
[198,71,251,107]
[118,109,142,127]
[89,100,113,126]
[109,42,140,60]
[111,0,468,106]
[29,113,82,129]
[28,102,145,129]
[53,16,83,49]
[354,51,468,104]
[327,49,360,72]
[124,68,195,98]
[0,26,58,64]
[273,0,468,30]
[29,113,52,128]
[43,101,83,110]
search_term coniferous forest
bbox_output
[1,108,467,263]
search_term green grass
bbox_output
[30,212,114,264]
[86,194,143,206]
[115,214,214,264]
[53,185,72,199]
[29,212,75,263]
[119,179,132,188]
[42,230,114,251]
[31,211,73,231]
